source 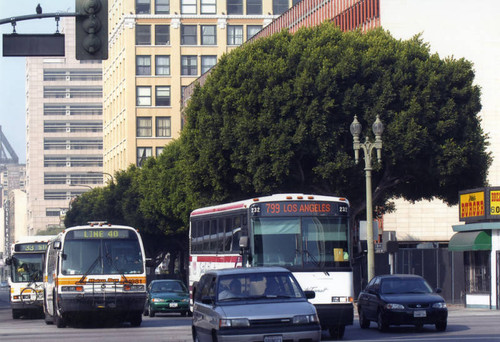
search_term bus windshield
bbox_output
[10,254,44,283]
[250,216,349,269]
[62,236,143,275]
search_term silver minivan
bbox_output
[192,267,321,342]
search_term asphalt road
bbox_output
[2,288,500,341]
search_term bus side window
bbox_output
[202,221,210,252]
[224,217,232,251]
[209,220,217,252]
[217,218,225,253]
[231,216,242,252]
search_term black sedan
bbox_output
[357,274,448,332]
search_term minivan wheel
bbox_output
[192,326,200,342]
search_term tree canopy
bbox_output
[182,23,490,217]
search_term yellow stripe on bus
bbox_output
[55,276,146,285]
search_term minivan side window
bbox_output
[196,274,216,301]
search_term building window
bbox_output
[201,25,216,45]
[155,55,170,75]
[137,117,152,137]
[181,0,197,14]
[247,0,262,15]
[155,86,171,106]
[227,0,243,14]
[156,146,164,156]
[136,0,150,14]
[181,25,197,45]
[136,86,152,106]
[155,25,170,45]
[293,0,301,5]
[465,251,490,293]
[46,209,62,217]
[181,56,198,76]
[201,0,216,14]
[137,147,153,166]
[273,0,289,15]
[227,25,243,45]
[136,55,151,75]
[201,55,217,74]
[156,117,171,137]
[136,25,151,45]
[247,25,262,40]
[155,0,170,13]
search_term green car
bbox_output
[144,279,190,317]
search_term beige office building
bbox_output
[104,0,300,173]
[26,18,104,234]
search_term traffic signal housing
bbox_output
[75,0,108,60]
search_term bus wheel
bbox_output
[44,311,53,325]
[12,309,21,319]
[130,313,142,327]
[54,305,66,328]
[329,325,345,340]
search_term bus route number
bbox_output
[251,206,261,214]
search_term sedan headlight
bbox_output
[151,298,165,302]
[219,318,250,328]
[432,302,447,309]
[385,303,405,310]
[293,314,319,324]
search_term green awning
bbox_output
[448,230,491,251]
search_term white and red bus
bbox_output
[5,235,55,319]
[189,193,353,339]
[43,223,148,327]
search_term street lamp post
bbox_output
[88,171,114,184]
[350,115,384,282]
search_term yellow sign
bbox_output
[460,191,485,219]
[490,190,500,215]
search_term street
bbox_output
[2,288,500,341]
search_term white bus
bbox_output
[189,194,353,339]
[5,235,55,319]
[43,223,148,328]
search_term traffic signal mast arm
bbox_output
[0,12,79,27]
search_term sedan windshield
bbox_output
[151,281,187,293]
[380,278,433,294]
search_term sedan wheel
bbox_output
[358,308,370,329]
[436,320,447,331]
[377,311,388,332]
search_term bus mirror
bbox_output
[239,236,248,249]
[5,257,12,265]
[145,258,155,267]
[53,241,62,250]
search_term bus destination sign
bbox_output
[14,242,48,252]
[72,229,130,239]
[251,201,348,217]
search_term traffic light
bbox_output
[75,0,108,60]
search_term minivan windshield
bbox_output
[217,272,303,302]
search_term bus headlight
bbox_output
[124,284,145,292]
[293,314,319,324]
[61,286,84,292]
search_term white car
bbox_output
[192,267,321,342]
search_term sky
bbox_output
[0,0,72,163]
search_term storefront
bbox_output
[449,188,500,309]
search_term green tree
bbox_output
[182,23,491,219]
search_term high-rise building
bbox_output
[26,18,104,234]
[103,0,304,173]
